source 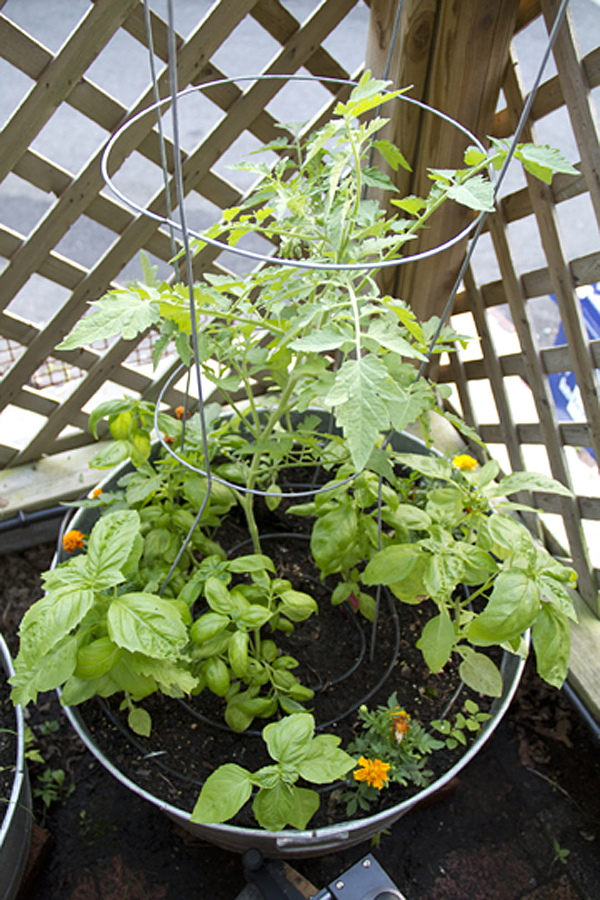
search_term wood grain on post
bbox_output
[364,0,439,297]
[365,0,520,321]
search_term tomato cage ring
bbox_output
[153,362,359,502]
[100,73,491,273]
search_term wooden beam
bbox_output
[364,0,438,296]
[569,590,600,724]
[0,442,112,519]
[516,0,542,33]
[366,0,520,320]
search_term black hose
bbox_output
[561,681,600,748]
[0,505,67,533]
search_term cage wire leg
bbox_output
[142,0,179,272]
[153,0,215,593]
[141,0,195,436]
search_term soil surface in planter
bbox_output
[73,494,501,831]
[78,575,485,830]
[2,541,600,900]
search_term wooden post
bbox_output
[365,0,520,321]
[364,0,439,297]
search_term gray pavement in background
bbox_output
[0,0,599,328]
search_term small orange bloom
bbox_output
[92,487,102,499]
[452,453,478,471]
[353,756,390,790]
[62,530,85,553]
[174,406,187,420]
[390,709,411,745]
[163,434,175,444]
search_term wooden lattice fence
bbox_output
[447,0,600,610]
[1,1,599,707]
[0,0,368,466]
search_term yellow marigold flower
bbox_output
[353,756,390,790]
[390,709,411,745]
[452,453,478,471]
[62,529,85,553]
[92,487,102,499]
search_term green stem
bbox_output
[205,372,251,434]
[202,309,286,337]
[336,118,363,262]
[238,366,300,554]
[344,276,362,358]
[228,357,261,435]
[462,575,496,607]
[240,491,262,556]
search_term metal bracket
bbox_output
[311,855,407,900]
[242,849,309,900]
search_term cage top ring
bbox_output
[101,73,489,273]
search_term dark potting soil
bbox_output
[3,541,600,900]
[74,526,500,831]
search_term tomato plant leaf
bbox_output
[57,292,161,349]
[373,138,411,172]
[326,356,402,472]
[447,175,495,212]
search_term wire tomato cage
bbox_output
[99,72,488,537]
[89,0,570,752]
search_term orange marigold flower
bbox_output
[174,405,187,420]
[452,453,478,471]
[62,529,85,553]
[353,756,390,790]
[163,434,175,444]
[390,709,411,745]
[92,487,102,499]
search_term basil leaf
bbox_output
[191,764,253,825]
[417,611,455,672]
[263,713,314,766]
[532,606,571,688]
[468,571,540,645]
[107,593,188,659]
[86,510,141,583]
[252,781,295,832]
[459,648,503,697]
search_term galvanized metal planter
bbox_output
[59,430,527,858]
[65,649,524,858]
[0,634,32,900]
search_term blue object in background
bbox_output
[548,283,600,460]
